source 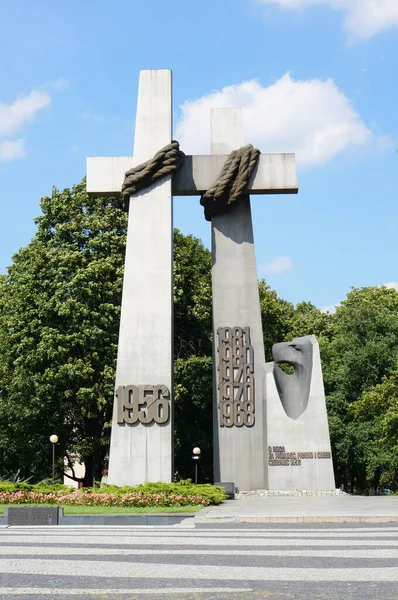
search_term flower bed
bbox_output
[0,489,210,508]
[0,479,226,507]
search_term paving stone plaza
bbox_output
[1,521,398,599]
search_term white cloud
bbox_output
[0,139,25,162]
[0,89,51,137]
[260,256,293,275]
[0,85,59,163]
[176,74,372,167]
[0,90,51,136]
[320,303,340,314]
[258,0,398,41]
[382,282,398,291]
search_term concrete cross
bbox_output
[87,138,298,200]
[86,69,298,487]
[211,108,270,491]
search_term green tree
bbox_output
[258,280,294,361]
[0,181,127,485]
[174,356,213,482]
[173,231,213,480]
[288,301,332,343]
[0,181,214,485]
[173,230,212,359]
[323,286,398,491]
[350,370,398,491]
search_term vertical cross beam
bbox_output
[107,70,173,486]
[211,108,267,492]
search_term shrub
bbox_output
[0,480,227,507]
[0,482,74,494]
[100,480,226,504]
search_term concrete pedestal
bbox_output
[265,336,335,491]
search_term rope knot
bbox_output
[120,141,260,220]
[200,144,260,221]
[121,141,185,210]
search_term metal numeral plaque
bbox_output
[116,384,170,425]
[217,326,255,427]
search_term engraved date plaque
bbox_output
[217,326,255,427]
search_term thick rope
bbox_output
[200,144,260,221]
[121,140,184,210]
[120,141,260,220]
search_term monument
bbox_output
[86,68,333,492]
[265,336,335,490]
[209,109,269,491]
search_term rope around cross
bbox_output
[121,141,260,221]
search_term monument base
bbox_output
[264,336,335,492]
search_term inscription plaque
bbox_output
[217,326,255,427]
[267,445,332,466]
[116,384,170,425]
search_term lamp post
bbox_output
[50,434,58,484]
[192,447,201,484]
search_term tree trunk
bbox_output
[82,452,105,488]
[82,456,94,487]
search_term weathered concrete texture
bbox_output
[107,70,173,486]
[265,336,335,491]
[211,108,267,492]
[87,153,298,197]
[5,506,61,526]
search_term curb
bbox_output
[194,515,398,524]
[0,513,196,527]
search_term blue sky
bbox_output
[0,0,397,310]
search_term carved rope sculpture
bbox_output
[121,141,261,220]
[121,141,185,211]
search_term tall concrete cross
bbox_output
[211,108,273,491]
[86,69,298,487]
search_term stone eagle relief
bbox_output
[272,336,313,420]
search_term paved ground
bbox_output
[1,522,398,599]
[196,495,398,523]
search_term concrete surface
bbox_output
[1,522,398,599]
[265,336,335,491]
[195,495,398,524]
[211,108,267,492]
[87,153,298,197]
[1,496,397,528]
[4,506,61,526]
[106,69,174,485]
[0,512,195,527]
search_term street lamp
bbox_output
[192,447,201,484]
[50,434,58,485]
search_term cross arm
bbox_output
[86,153,298,198]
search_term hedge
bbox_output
[0,480,226,507]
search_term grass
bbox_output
[0,504,204,515]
